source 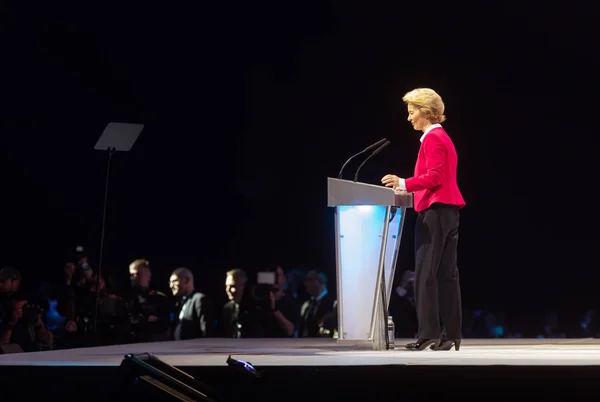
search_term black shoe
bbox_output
[405,339,440,351]
[435,339,461,351]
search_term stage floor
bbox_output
[2,337,600,367]
[2,339,600,401]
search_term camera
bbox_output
[23,303,45,325]
[251,271,279,301]
[75,246,91,270]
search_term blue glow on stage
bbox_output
[336,205,387,339]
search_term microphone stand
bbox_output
[338,138,387,179]
[338,150,365,179]
[353,140,391,182]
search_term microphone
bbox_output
[337,138,387,179]
[353,140,391,182]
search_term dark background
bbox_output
[1,2,598,313]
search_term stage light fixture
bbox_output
[225,355,261,378]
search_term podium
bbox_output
[327,178,413,349]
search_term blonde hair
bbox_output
[402,88,446,124]
[129,258,150,271]
[226,269,247,283]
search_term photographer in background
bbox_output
[247,265,298,337]
[125,259,171,342]
[87,272,130,345]
[0,299,53,351]
[74,246,95,289]
[0,267,21,339]
[0,268,53,351]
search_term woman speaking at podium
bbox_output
[382,88,466,351]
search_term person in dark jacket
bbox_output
[169,267,214,340]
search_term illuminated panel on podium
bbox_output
[337,205,386,340]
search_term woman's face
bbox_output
[407,103,431,132]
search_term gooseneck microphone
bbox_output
[337,138,387,179]
[353,140,391,182]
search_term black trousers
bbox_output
[414,203,462,340]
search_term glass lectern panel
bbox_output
[335,205,387,340]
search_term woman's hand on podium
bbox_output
[381,174,404,191]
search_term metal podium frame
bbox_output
[327,178,413,349]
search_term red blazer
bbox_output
[404,126,466,212]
